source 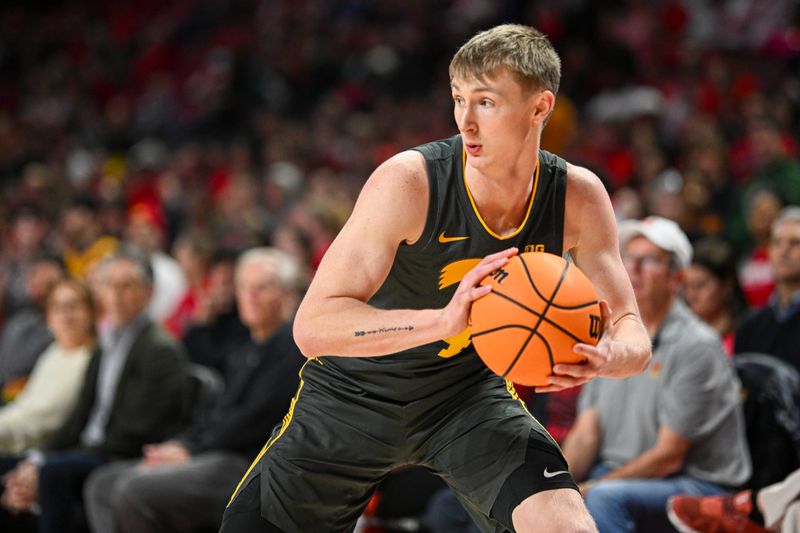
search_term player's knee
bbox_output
[512,489,597,533]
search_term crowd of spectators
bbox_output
[0,0,799,320]
[0,0,799,531]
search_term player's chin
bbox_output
[467,152,490,166]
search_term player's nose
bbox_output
[456,106,477,133]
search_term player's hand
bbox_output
[535,300,613,392]
[439,247,517,338]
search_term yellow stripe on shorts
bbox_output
[504,379,564,454]
[227,359,310,506]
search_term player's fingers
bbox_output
[482,247,518,263]
[572,343,609,364]
[533,384,565,393]
[598,300,612,319]
[460,255,510,288]
[535,375,590,393]
[549,373,591,387]
[468,284,492,301]
[552,362,597,379]
[598,300,612,331]
[459,247,517,291]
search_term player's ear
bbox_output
[531,90,555,124]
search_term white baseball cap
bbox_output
[618,216,693,269]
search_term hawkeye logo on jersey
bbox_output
[438,232,470,244]
[437,258,480,358]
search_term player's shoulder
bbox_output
[562,160,616,250]
[366,150,428,198]
[563,162,612,219]
[565,162,606,197]
[360,135,461,205]
[411,135,461,161]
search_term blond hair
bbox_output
[449,24,561,95]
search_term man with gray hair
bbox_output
[0,247,189,533]
[82,247,305,533]
[561,216,751,532]
[734,205,800,371]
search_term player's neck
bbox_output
[466,162,536,237]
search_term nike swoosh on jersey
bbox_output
[438,232,470,243]
[543,467,570,478]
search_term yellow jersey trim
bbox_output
[227,359,310,506]
[504,379,565,455]
[462,148,540,240]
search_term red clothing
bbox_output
[739,247,774,307]
[164,290,198,338]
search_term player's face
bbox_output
[622,237,676,308]
[769,220,800,284]
[451,69,544,171]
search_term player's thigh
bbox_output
[423,383,578,529]
[512,488,596,533]
[244,385,401,531]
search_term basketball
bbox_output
[469,252,602,387]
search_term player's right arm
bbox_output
[293,151,514,358]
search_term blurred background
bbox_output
[0,1,799,531]
[0,0,798,308]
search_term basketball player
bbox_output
[220,24,651,533]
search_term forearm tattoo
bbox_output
[354,326,414,337]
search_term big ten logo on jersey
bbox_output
[524,244,545,253]
[437,258,480,358]
[589,314,601,339]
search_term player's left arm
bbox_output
[539,164,651,392]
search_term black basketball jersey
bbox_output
[317,134,568,401]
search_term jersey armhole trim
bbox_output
[554,154,568,255]
[403,148,441,253]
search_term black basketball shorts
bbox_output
[222,360,578,532]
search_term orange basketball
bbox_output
[469,252,602,387]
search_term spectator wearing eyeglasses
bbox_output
[0,279,95,453]
[562,217,751,532]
